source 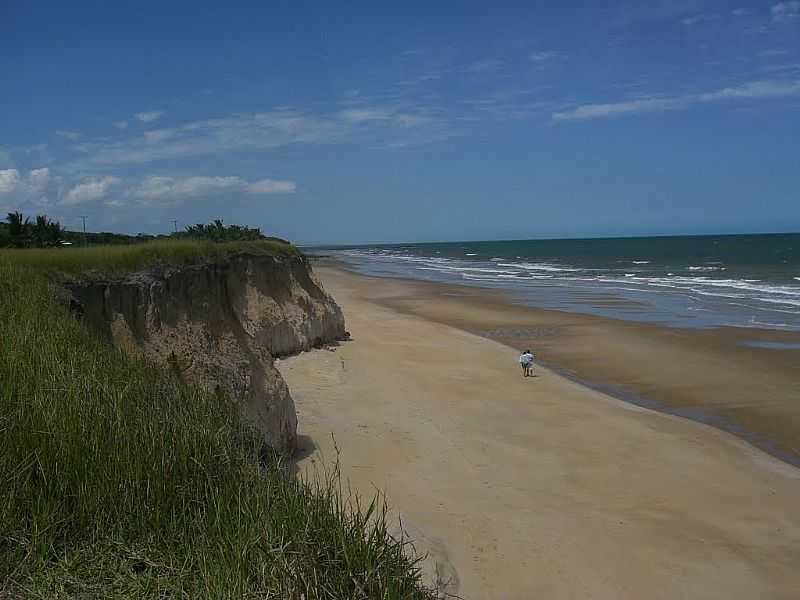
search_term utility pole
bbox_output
[171,219,178,234]
[78,216,88,247]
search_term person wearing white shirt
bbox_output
[519,349,534,377]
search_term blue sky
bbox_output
[1,1,799,244]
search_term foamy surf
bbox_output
[329,235,800,331]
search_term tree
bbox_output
[176,220,266,242]
[32,214,65,247]
[5,212,65,248]
[6,211,31,248]
[7,211,28,236]
[47,219,65,245]
[33,215,48,247]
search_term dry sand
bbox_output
[278,266,800,599]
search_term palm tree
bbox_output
[5,212,65,248]
[33,215,48,247]
[177,219,266,242]
[7,211,27,236]
[212,219,225,242]
[47,219,65,245]
[6,211,31,247]
[31,215,65,247]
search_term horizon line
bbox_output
[300,228,800,248]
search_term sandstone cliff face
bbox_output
[66,253,346,454]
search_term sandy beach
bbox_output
[278,265,800,599]
[361,270,800,468]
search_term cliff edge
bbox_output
[66,252,347,454]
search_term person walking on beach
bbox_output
[519,349,534,377]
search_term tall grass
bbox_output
[0,261,434,598]
[0,238,300,278]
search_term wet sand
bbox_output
[278,265,800,599]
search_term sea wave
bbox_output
[586,276,800,308]
[497,273,555,280]
[497,262,581,273]
[334,249,800,318]
[416,266,517,275]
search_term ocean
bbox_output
[319,233,800,333]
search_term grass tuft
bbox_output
[0,260,434,598]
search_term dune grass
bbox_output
[0,260,435,598]
[0,237,300,279]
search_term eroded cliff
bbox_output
[66,252,346,454]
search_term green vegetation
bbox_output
[0,213,300,279]
[0,257,434,597]
[175,219,288,244]
[1,212,66,248]
[1,238,300,279]
[62,230,160,246]
[1,213,291,250]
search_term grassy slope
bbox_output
[0,238,300,278]
[0,246,433,599]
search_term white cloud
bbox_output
[56,130,81,141]
[3,169,294,211]
[28,168,50,193]
[143,129,177,143]
[246,178,297,194]
[114,120,129,129]
[772,2,800,21]
[732,8,749,16]
[0,168,57,209]
[62,176,120,206]
[135,110,165,123]
[129,175,241,200]
[696,79,800,100]
[339,108,392,123]
[125,175,295,203]
[528,51,558,62]
[0,169,20,193]
[338,106,435,129]
[554,97,680,120]
[74,109,339,167]
[554,79,800,120]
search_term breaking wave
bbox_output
[335,246,800,331]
